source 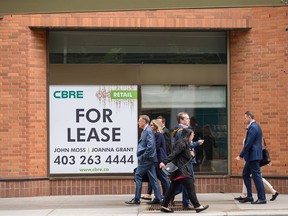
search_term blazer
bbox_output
[137,125,158,163]
[155,132,167,163]
[162,126,172,156]
[239,121,263,162]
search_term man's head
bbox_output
[138,115,150,129]
[176,112,190,126]
[244,111,254,125]
[156,115,165,127]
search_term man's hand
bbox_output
[235,155,241,161]
[159,162,165,169]
[190,150,195,157]
[198,139,204,145]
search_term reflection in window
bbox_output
[141,85,228,174]
[49,31,227,64]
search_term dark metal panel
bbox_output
[0,0,284,15]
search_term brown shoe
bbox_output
[141,194,152,200]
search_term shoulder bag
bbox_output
[260,138,271,167]
[162,162,178,176]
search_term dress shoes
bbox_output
[182,204,195,210]
[160,206,174,213]
[270,192,279,201]
[147,199,161,205]
[125,198,140,205]
[234,196,246,201]
[195,204,209,213]
[239,197,254,203]
[251,199,267,204]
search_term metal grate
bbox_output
[147,201,196,212]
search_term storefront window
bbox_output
[48,30,228,174]
[141,85,228,174]
[49,31,226,64]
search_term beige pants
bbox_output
[242,177,274,194]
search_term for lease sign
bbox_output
[49,85,138,174]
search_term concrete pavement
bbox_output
[0,193,287,216]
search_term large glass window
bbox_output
[49,31,227,64]
[48,30,228,174]
[141,85,228,174]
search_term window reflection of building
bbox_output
[141,85,228,174]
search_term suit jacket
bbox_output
[137,125,157,163]
[162,126,172,155]
[240,121,263,162]
[155,132,167,163]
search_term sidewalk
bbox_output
[0,193,287,216]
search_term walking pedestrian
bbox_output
[141,119,170,200]
[234,163,279,202]
[159,128,209,213]
[235,111,267,204]
[125,115,162,205]
[157,116,172,156]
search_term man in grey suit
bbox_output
[235,111,266,204]
[125,115,162,205]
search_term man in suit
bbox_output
[125,115,162,205]
[157,116,172,156]
[235,111,267,204]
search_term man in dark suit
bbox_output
[125,115,162,205]
[235,111,266,204]
[157,116,172,156]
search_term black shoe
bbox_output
[182,205,195,210]
[125,198,140,205]
[270,192,279,201]
[195,205,209,213]
[160,206,174,213]
[251,199,267,204]
[147,199,161,205]
[239,197,254,203]
[234,196,246,201]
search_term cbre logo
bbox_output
[53,90,84,99]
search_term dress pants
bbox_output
[175,161,195,207]
[162,177,200,208]
[134,160,162,201]
[242,160,266,200]
[147,165,170,196]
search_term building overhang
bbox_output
[0,0,286,15]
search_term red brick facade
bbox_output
[0,6,287,197]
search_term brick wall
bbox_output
[0,6,287,197]
[230,7,288,177]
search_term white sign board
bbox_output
[49,85,138,174]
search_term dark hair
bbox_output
[157,115,166,123]
[245,111,254,119]
[178,128,193,143]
